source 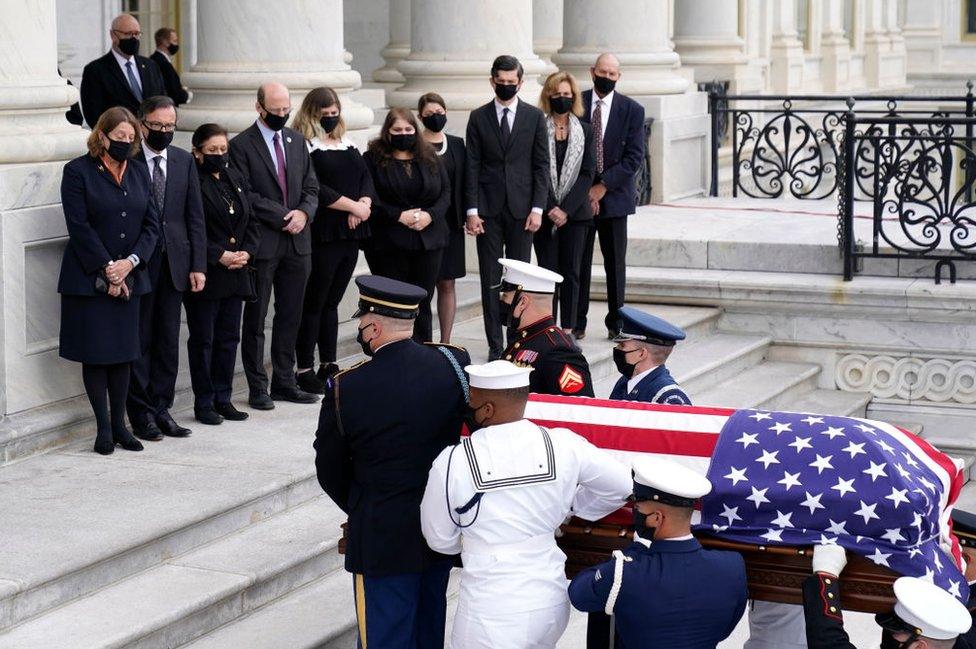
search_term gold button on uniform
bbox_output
[829,606,837,613]
[229,237,236,244]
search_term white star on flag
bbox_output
[918,476,936,492]
[909,547,922,558]
[854,500,880,524]
[877,439,896,454]
[820,426,846,440]
[868,548,892,566]
[902,452,919,469]
[884,487,910,509]
[862,461,888,482]
[809,454,834,474]
[826,519,849,535]
[712,524,729,533]
[756,449,780,469]
[736,432,759,448]
[831,477,857,498]
[749,412,772,422]
[769,422,792,435]
[788,436,813,453]
[894,464,911,479]
[842,441,866,459]
[819,534,838,545]
[911,512,924,529]
[933,550,943,572]
[921,567,935,583]
[801,416,825,425]
[760,528,783,542]
[949,581,962,598]
[724,466,748,485]
[881,528,905,544]
[720,504,742,525]
[855,423,877,434]
[800,491,826,514]
[777,471,803,491]
[771,510,794,528]
[747,486,771,508]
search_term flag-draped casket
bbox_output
[524,394,969,612]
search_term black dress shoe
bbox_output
[316,363,339,382]
[215,402,249,421]
[194,407,224,425]
[270,386,320,404]
[296,370,325,395]
[157,411,192,438]
[93,429,115,455]
[133,419,164,442]
[248,392,276,410]
[572,329,586,341]
[112,426,144,452]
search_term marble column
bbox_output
[533,0,563,78]
[820,0,852,91]
[552,0,690,96]
[672,0,763,93]
[862,0,906,89]
[769,0,806,92]
[373,0,410,85]
[179,0,373,135]
[387,0,546,113]
[0,0,89,415]
[899,0,943,77]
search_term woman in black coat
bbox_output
[58,106,160,455]
[418,92,467,344]
[534,72,597,334]
[363,107,451,343]
[292,87,374,394]
[183,123,261,426]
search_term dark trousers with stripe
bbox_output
[353,560,452,649]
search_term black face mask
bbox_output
[613,347,640,378]
[494,83,519,102]
[199,153,228,174]
[320,115,341,134]
[501,293,525,332]
[632,508,656,540]
[118,37,140,57]
[421,113,447,133]
[550,96,573,115]
[356,323,376,357]
[592,75,616,96]
[106,138,132,163]
[261,107,289,131]
[143,127,173,152]
[390,133,416,152]
[167,43,179,56]
[464,402,488,433]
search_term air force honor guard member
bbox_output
[499,258,594,397]
[420,360,631,649]
[610,306,690,405]
[314,276,470,649]
[804,544,972,649]
[569,456,748,649]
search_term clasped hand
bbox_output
[399,209,432,231]
[282,209,308,234]
[219,250,250,270]
[348,197,372,230]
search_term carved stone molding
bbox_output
[835,354,976,405]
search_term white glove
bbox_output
[812,544,848,577]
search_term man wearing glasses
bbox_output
[126,95,206,442]
[80,13,166,128]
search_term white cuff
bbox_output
[530,207,543,215]
[126,254,140,267]
[466,208,479,216]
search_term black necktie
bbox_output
[152,156,166,249]
[501,107,511,145]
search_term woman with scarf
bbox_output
[535,71,596,336]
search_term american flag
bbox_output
[523,394,969,603]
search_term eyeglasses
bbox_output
[143,120,177,132]
[112,29,142,38]
[260,104,291,116]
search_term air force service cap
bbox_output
[498,258,563,294]
[465,360,533,390]
[631,456,711,507]
[613,306,687,347]
[353,275,427,319]
[874,577,972,640]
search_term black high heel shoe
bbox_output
[93,428,115,455]
[112,425,144,452]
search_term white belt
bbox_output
[462,533,556,556]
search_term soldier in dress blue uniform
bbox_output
[569,456,748,649]
[313,275,471,649]
[609,306,690,405]
[803,544,972,648]
[498,258,594,397]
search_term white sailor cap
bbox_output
[498,258,563,294]
[631,456,712,506]
[874,577,973,640]
[465,360,533,390]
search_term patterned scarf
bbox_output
[547,114,585,203]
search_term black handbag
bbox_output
[239,266,258,302]
[94,269,134,302]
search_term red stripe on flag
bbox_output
[528,419,720,457]
[527,393,737,418]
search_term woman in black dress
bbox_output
[363,107,450,343]
[183,123,261,425]
[293,87,373,394]
[418,92,467,344]
[535,71,596,334]
[58,107,160,455]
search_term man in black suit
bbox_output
[150,28,189,106]
[465,54,549,360]
[229,82,319,409]
[127,95,207,441]
[577,52,646,340]
[80,13,166,127]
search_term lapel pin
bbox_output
[286,136,292,143]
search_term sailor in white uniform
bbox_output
[420,361,631,649]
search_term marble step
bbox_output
[694,360,822,410]
[783,389,873,419]
[0,497,346,649]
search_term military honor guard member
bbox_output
[569,456,748,649]
[609,306,690,405]
[804,544,972,649]
[498,258,594,397]
[314,275,470,649]
[420,360,631,649]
